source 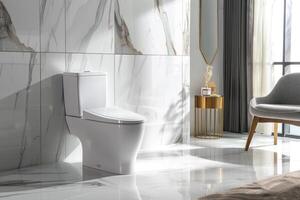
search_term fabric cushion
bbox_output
[255,104,300,114]
[250,98,300,121]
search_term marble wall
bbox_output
[0,0,190,171]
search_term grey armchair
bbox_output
[245,73,300,151]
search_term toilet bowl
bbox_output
[63,72,145,174]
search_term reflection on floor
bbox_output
[0,133,300,199]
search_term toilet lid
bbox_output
[83,107,145,124]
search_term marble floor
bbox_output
[1,133,300,199]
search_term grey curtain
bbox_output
[224,0,254,133]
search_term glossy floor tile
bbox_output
[0,133,300,199]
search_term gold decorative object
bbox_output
[204,65,213,87]
[195,95,224,138]
[208,81,217,94]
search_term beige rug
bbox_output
[200,171,300,200]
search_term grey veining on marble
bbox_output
[115,0,189,56]
[0,2,35,52]
[0,0,40,51]
[66,0,114,53]
[76,0,109,51]
[18,52,38,169]
[0,1,41,170]
[182,0,190,55]
[0,53,40,171]
[40,0,65,52]
[114,0,142,55]
[154,0,177,55]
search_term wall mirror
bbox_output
[200,0,218,65]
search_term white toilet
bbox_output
[63,72,145,174]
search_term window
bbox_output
[271,0,300,137]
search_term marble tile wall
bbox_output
[0,0,190,171]
[66,0,114,53]
[115,55,184,148]
[0,52,40,171]
[115,0,190,55]
[114,0,190,149]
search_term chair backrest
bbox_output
[269,73,300,105]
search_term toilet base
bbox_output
[66,116,144,175]
[82,146,136,174]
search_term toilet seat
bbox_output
[83,107,145,124]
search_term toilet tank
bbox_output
[63,72,106,117]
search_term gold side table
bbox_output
[195,95,224,138]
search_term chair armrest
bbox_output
[250,95,274,108]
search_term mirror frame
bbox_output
[199,0,219,65]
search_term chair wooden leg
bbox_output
[245,116,259,151]
[274,123,278,145]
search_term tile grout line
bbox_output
[39,0,42,165]
[64,0,67,158]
